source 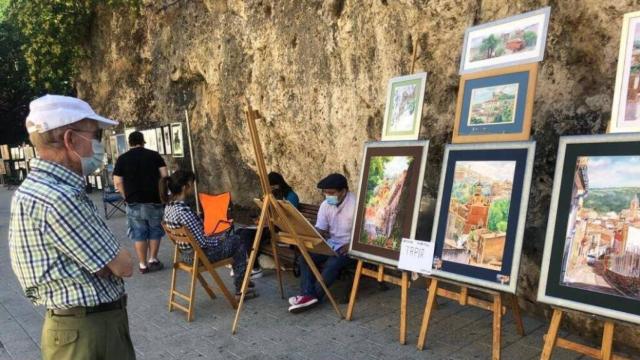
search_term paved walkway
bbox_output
[0,188,634,360]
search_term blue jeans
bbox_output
[299,253,353,300]
[126,203,165,241]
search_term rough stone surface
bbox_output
[74,0,640,350]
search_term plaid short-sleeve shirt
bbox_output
[163,201,222,250]
[9,159,124,309]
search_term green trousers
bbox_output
[41,307,135,360]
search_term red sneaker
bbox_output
[288,295,318,313]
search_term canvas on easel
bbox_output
[232,100,344,334]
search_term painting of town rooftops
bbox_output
[538,134,640,325]
[430,142,535,293]
[459,7,550,74]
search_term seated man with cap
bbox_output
[288,173,356,313]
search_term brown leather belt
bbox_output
[49,294,127,316]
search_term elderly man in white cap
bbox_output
[8,95,136,360]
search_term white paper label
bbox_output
[398,238,434,275]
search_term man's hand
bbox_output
[316,228,330,239]
[105,248,133,278]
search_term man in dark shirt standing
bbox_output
[113,131,168,274]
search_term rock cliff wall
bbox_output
[76,0,640,350]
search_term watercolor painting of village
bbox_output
[468,23,539,63]
[442,161,516,271]
[561,156,640,301]
[360,156,414,251]
[389,83,419,132]
[468,83,519,126]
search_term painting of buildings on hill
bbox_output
[359,156,414,251]
[442,161,516,270]
[469,23,540,63]
[561,156,640,301]
[468,83,518,126]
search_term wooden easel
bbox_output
[540,308,629,360]
[416,277,525,360]
[231,100,344,334]
[344,37,422,346]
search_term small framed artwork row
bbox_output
[452,63,538,143]
[349,140,428,267]
[163,126,172,155]
[459,7,550,74]
[171,122,185,158]
[381,73,427,141]
[610,11,640,133]
[430,141,535,293]
[155,127,165,155]
[538,133,640,324]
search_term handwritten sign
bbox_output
[398,238,434,275]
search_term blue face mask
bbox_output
[73,133,105,176]
[325,195,339,206]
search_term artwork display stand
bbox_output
[345,38,422,345]
[231,101,344,334]
[540,308,629,360]
[417,277,525,360]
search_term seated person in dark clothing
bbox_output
[161,170,256,298]
[237,172,300,278]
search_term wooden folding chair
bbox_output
[162,222,238,322]
[199,192,234,236]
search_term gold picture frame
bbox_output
[452,63,538,144]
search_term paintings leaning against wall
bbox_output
[171,123,184,158]
[163,126,172,155]
[381,73,427,141]
[1,145,10,160]
[349,140,428,267]
[453,63,538,143]
[459,7,550,74]
[610,11,640,133]
[155,128,165,155]
[430,142,535,293]
[538,134,640,324]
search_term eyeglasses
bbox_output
[69,128,103,140]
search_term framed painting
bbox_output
[163,126,172,155]
[610,11,640,133]
[453,63,537,143]
[538,133,640,324]
[459,7,550,74]
[109,135,117,161]
[349,140,429,267]
[115,134,127,158]
[155,128,165,155]
[144,129,158,152]
[124,128,136,150]
[430,141,535,293]
[381,73,427,141]
[171,122,185,158]
[1,145,10,160]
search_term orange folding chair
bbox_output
[198,192,234,236]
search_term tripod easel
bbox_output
[345,37,422,345]
[231,100,344,334]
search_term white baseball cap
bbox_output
[26,94,118,134]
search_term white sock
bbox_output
[139,263,147,269]
[148,258,158,263]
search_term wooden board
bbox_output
[254,198,336,256]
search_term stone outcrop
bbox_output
[76,0,640,351]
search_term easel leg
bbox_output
[601,322,614,360]
[232,200,269,334]
[492,293,502,360]
[267,221,285,299]
[296,245,344,318]
[510,294,525,336]
[540,309,563,360]
[417,278,438,350]
[346,260,363,321]
[400,272,408,345]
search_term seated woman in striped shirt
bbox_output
[160,170,255,298]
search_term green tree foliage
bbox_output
[488,199,510,232]
[523,31,537,48]
[0,0,138,145]
[480,34,500,58]
[366,156,391,203]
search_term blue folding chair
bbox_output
[103,185,125,219]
